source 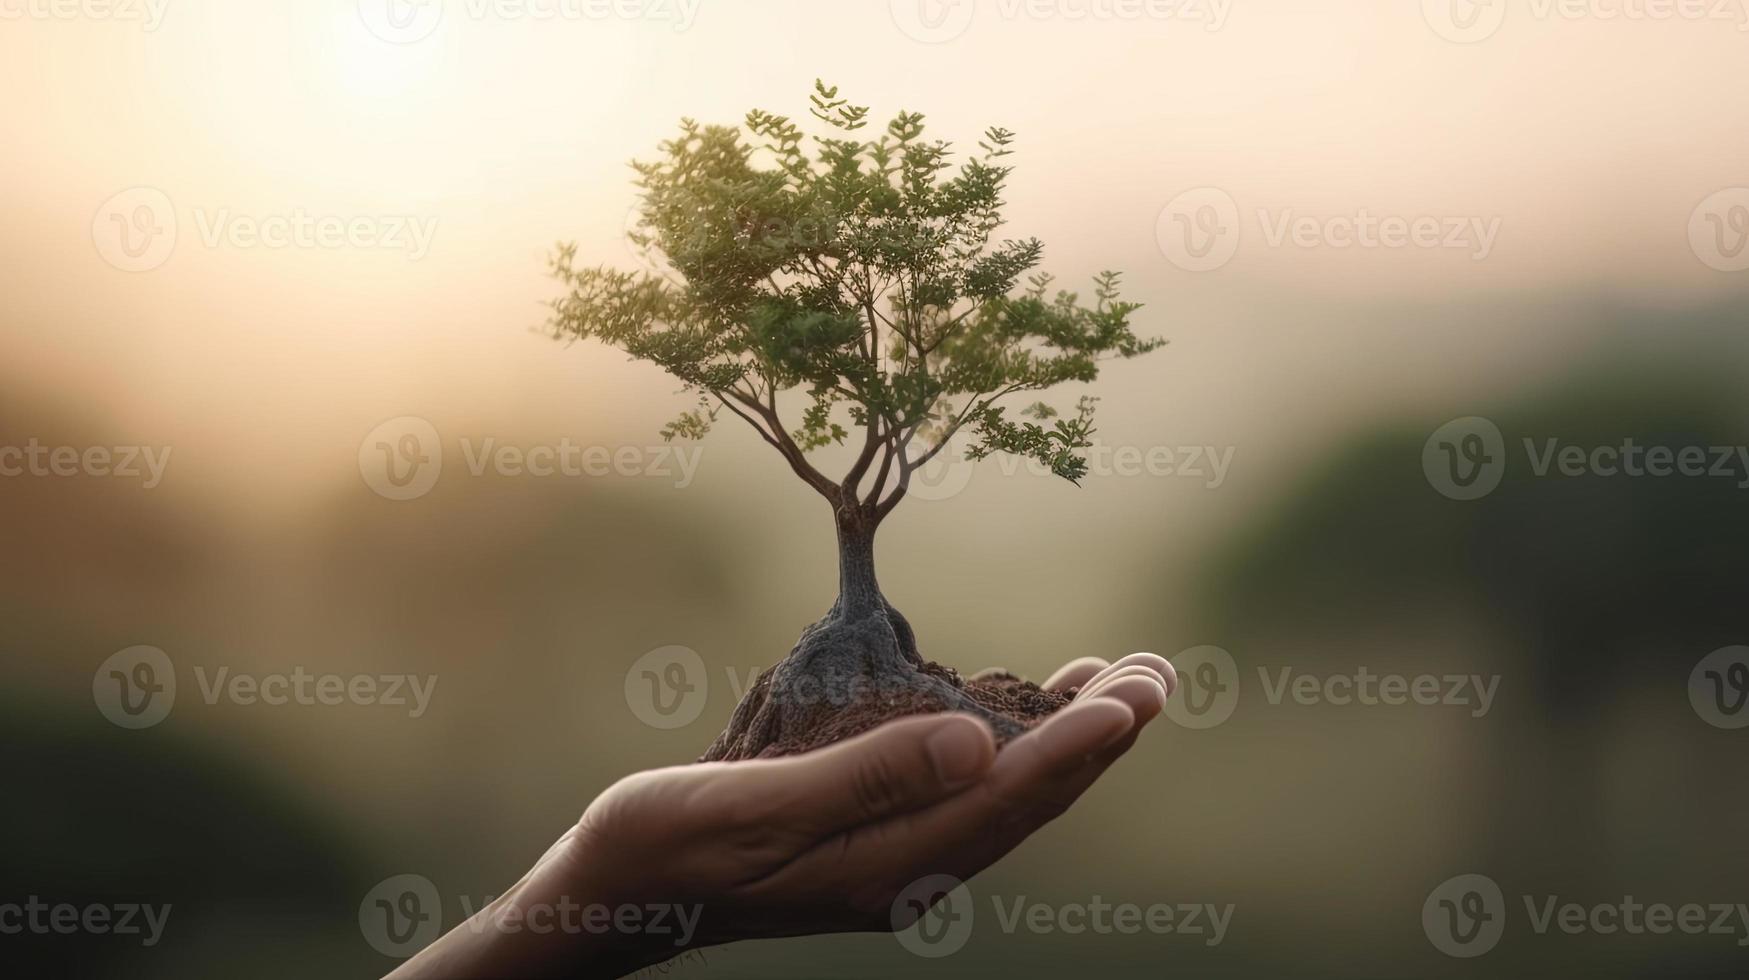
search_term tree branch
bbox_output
[723,387,839,501]
[862,439,897,509]
[872,380,1030,518]
[712,391,781,450]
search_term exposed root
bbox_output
[699,604,1069,762]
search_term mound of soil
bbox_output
[703,661,1072,761]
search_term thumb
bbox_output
[769,713,997,834]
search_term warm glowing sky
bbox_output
[4,0,1746,516]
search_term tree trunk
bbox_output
[698,502,1038,761]
[834,508,883,620]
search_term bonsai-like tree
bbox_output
[548,82,1162,760]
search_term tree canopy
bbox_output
[548,81,1162,522]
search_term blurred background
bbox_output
[4,0,1748,976]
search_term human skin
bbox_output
[387,653,1177,978]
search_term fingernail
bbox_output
[926,718,991,787]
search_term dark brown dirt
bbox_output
[729,662,1073,760]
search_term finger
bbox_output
[988,697,1137,788]
[1044,657,1108,692]
[892,698,1138,841]
[936,688,1161,878]
[1079,652,1177,700]
[743,698,1135,908]
[1080,664,1168,703]
[1080,673,1167,728]
[1037,674,1167,800]
[742,712,997,836]
[986,668,1175,847]
[1155,656,1179,700]
[1078,652,1173,697]
[938,677,1166,852]
[914,699,1140,853]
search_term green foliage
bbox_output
[548,80,1163,517]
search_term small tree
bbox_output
[549,82,1162,759]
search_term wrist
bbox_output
[494,826,672,977]
[386,827,678,980]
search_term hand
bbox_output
[387,653,1177,978]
